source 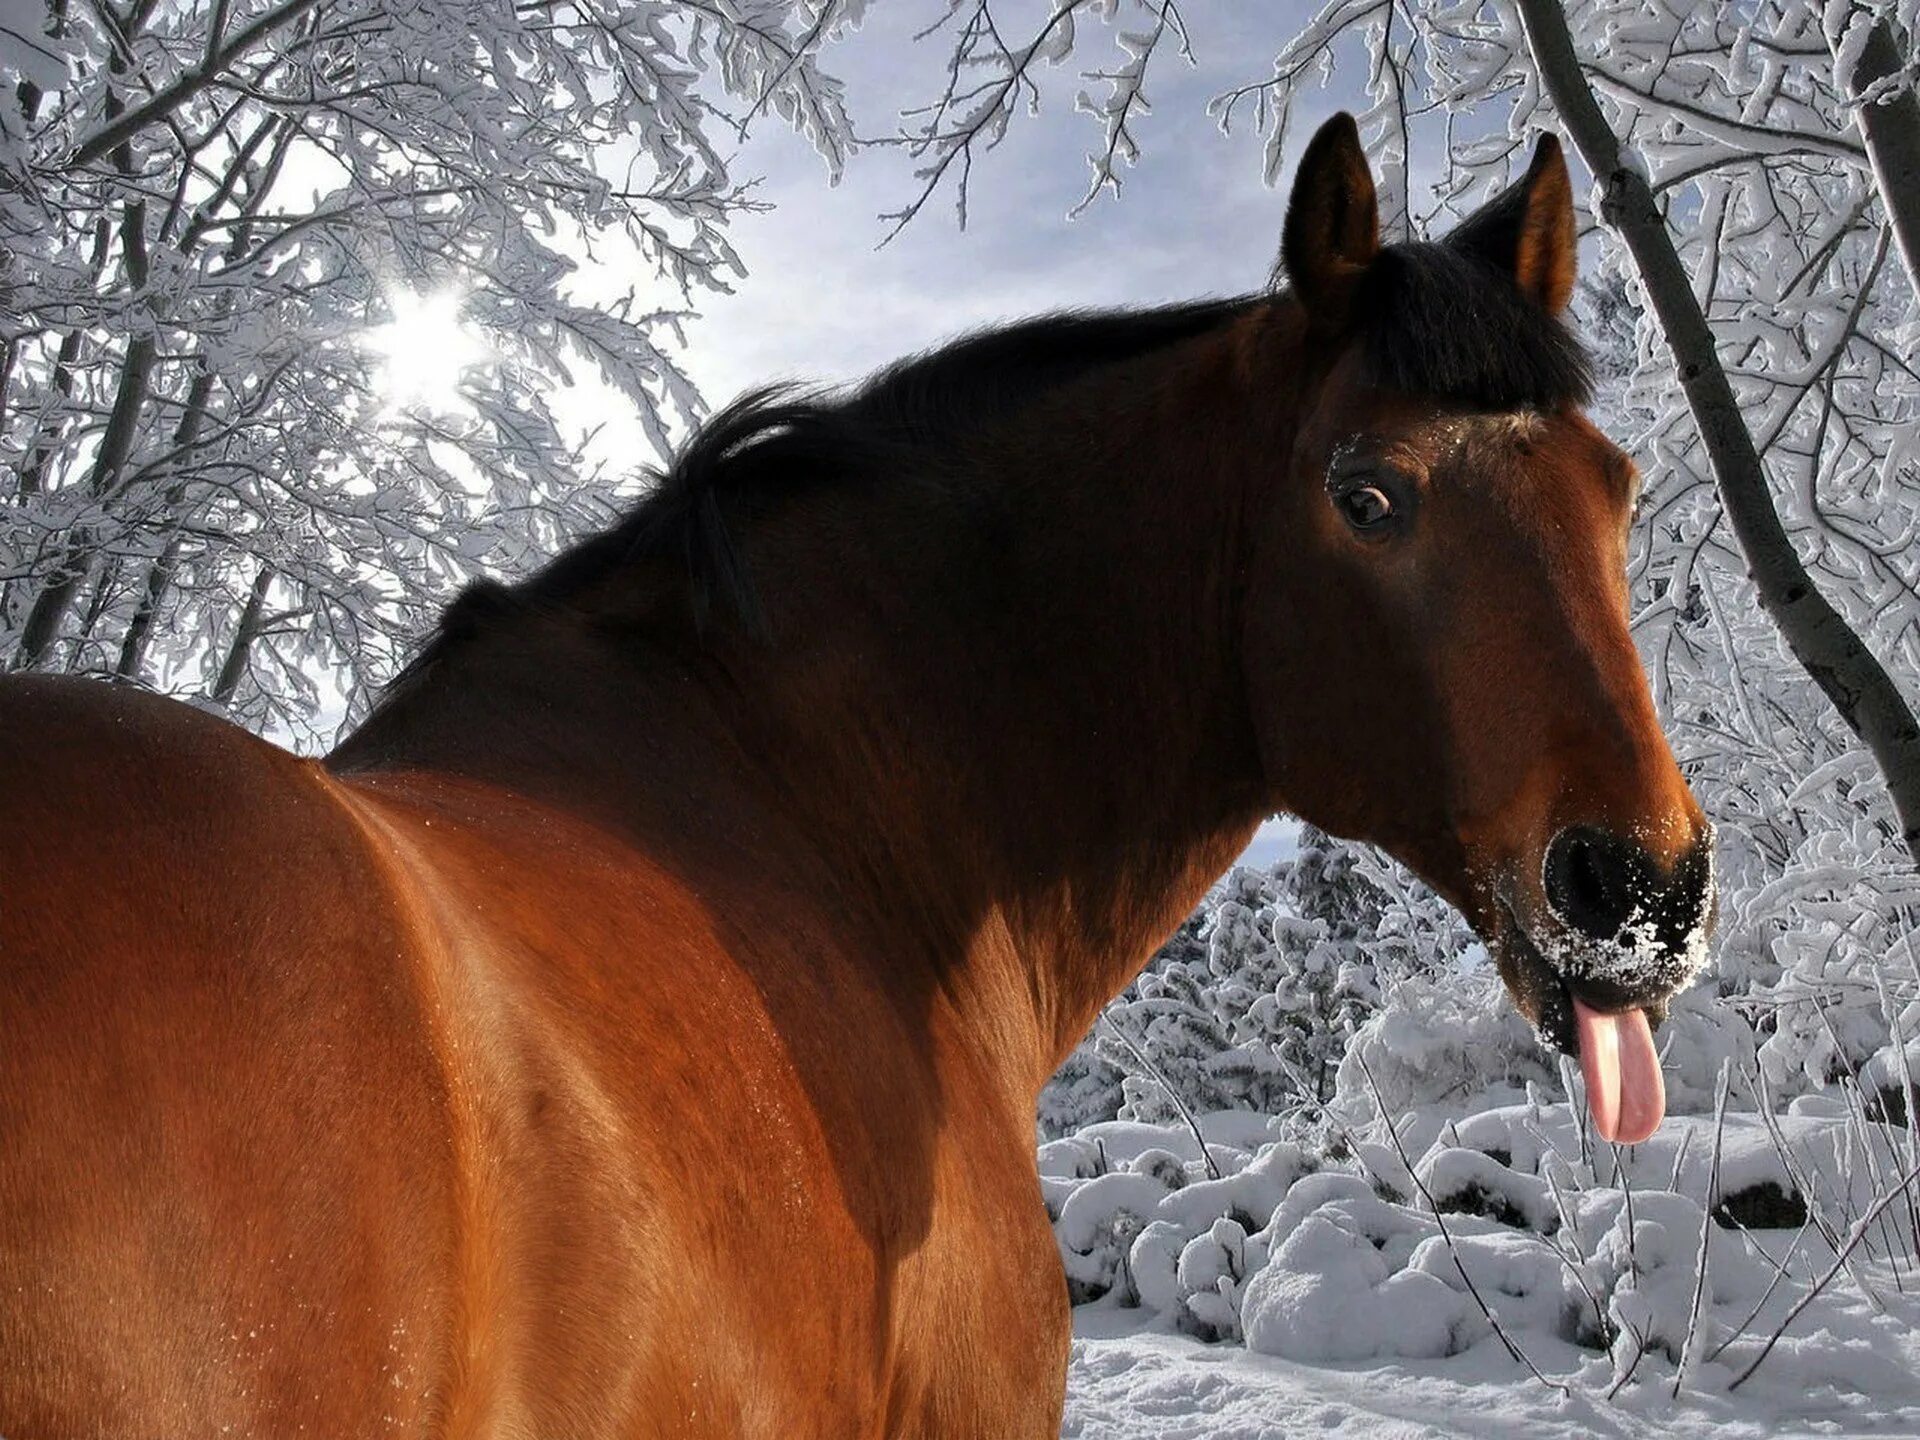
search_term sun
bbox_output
[362,288,494,414]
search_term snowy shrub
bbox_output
[1037,1045,1130,1142]
[1241,1197,1473,1362]
[1042,1101,1920,1393]
[1738,822,1920,1120]
[1649,987,1763,1117]
[1417,1147,1558,1234]
[1041,1118,1311,1336]
[1329,963,1562,1141]
[1039,826,1422,1136]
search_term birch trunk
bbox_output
[1515,0,1920,863]
[212,565,273,706]
[1831,8,1920,302]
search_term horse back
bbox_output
[0,676,459,1437]
[0,676,1068,1437]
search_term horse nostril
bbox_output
[1543,826,1643,943]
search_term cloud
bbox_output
[675,7,1351,406]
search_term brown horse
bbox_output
[1,114,1712,1437]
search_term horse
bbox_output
[0,112,1714,1437]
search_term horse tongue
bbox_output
[1572,998,1665,1145]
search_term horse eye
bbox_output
[1339,485,1394,530]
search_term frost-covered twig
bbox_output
[1356,1055,1570,1395]
[1068,0,1192,216]
[881,0,1088,237]
[1728,1154,1920,1390]
[1604,1317,1648,1401]
[1667,1124,1694,1194]
[1877,967,1920,1273]
[1748,1064,1892,1313]
[1605,1162,1645,1399]
[1746,1064,1849,1259]
[1703,1220,1811,1366]
[1098,1009,1222,1181]
[1673,1061,1731,1397]
[1537,1150,1614,1349]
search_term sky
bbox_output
[667,6,1355,406]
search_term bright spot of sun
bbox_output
[362,288,493,414]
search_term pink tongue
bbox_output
[1572,998,1665,1145]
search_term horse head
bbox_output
[1246,114,1714,1142]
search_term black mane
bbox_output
[1351,241,1593,412]
[401,256,1590,672]
[412,297,1257,660]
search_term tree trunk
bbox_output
[65,556,126,674]
[14,332,157,666]
[15,85,157,671]
[1515,0,1920,864]
[114,535,181,682]
[212,565,273,706]
[1831,8,1920,301]
[10,213,112,507]
[112,359,221,682]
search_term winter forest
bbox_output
[6,0,1920,1434]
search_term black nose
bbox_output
[1543,826,1654,942]
[1543,825,1715,952]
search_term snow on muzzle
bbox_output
[1523,825,1716,1145]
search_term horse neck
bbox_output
[702,341,1281,1082]
[337,314,1293,1092]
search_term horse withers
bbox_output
[0,113,1712,1436]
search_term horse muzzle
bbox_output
[1490,825,1716,1144]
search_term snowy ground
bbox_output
[1064,1307,1920,1439]
[1048,1104,1920,1439]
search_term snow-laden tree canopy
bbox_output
[1,0,858,737]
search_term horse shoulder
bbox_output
[0,676,460,1438]
[880,1011,1071,1439]
[317,772,914,1434]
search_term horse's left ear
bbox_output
[1282,112,1381,329]
[1448,133,1577,316]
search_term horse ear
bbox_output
[1448,133,1577,315]
[1282,113,1380,327]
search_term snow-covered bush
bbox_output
[1040,1117,1313,1339]
[1735,820,1920,1123]
[1040,826,1427,1137]
[1329,963,1561,1142]
[1043,1102,1920,1398]
[1037,1045,1131,1144]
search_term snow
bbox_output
[1065,1311,1920,1438]
[1051,1104,1920,1435]
[1242,1202,1470,1362]
[1049,820,1920,1437]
